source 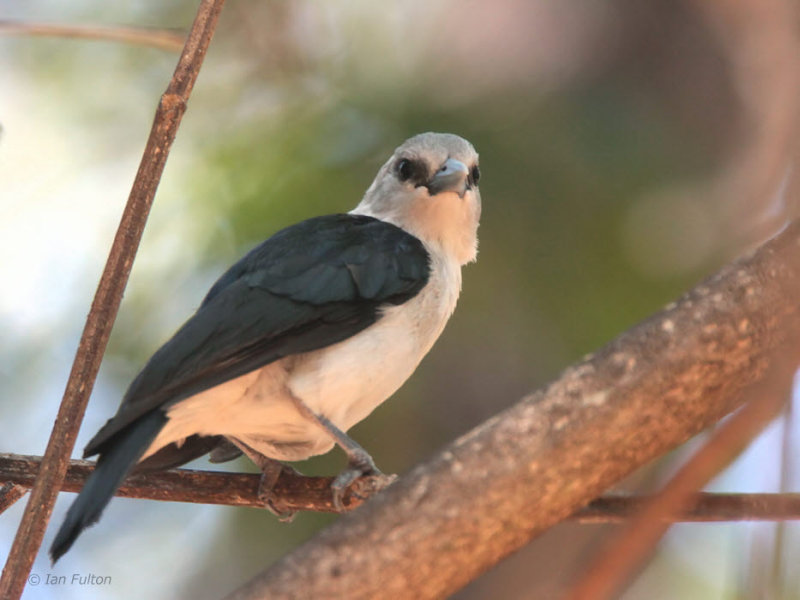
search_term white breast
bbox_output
[289,251,461,431]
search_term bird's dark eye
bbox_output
[470,165,481,186]
[395,158,418,183]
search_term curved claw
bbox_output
[257,465,297,521]
[331,453,380,511]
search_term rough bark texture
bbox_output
[225,221,800,600]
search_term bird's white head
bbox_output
[353,132,481,266]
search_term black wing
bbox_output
[85,214,430,457]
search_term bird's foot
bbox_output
[257,461,299,521]
[330,450,397,512]
[230,439,299,521]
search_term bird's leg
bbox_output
[315,414,397,510]
[286,392,394,511]
[228,439,297,521]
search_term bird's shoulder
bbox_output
[203,213,430,306]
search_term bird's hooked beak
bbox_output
[426,158,471,198]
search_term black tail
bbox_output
[49,410,167,562]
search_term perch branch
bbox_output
[3,454,800,523]
[224,220,800,600]
[0,454,371,514]
[0,2,225,599]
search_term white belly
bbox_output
[143,253,461,463]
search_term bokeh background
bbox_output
[2,1,800,598]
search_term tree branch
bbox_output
[0,454,372,514]
[0,20,185,51]
[0,2,226,599]
[224,220,800,600]
[3,454,800,524]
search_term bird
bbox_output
[50,131,481,562]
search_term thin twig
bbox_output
[4,453,800,522]
[564,354,796,600]
[0,20,185,51]
[0,2,226,599]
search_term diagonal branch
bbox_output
[0,2,226,599]
[224,219,800,600]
